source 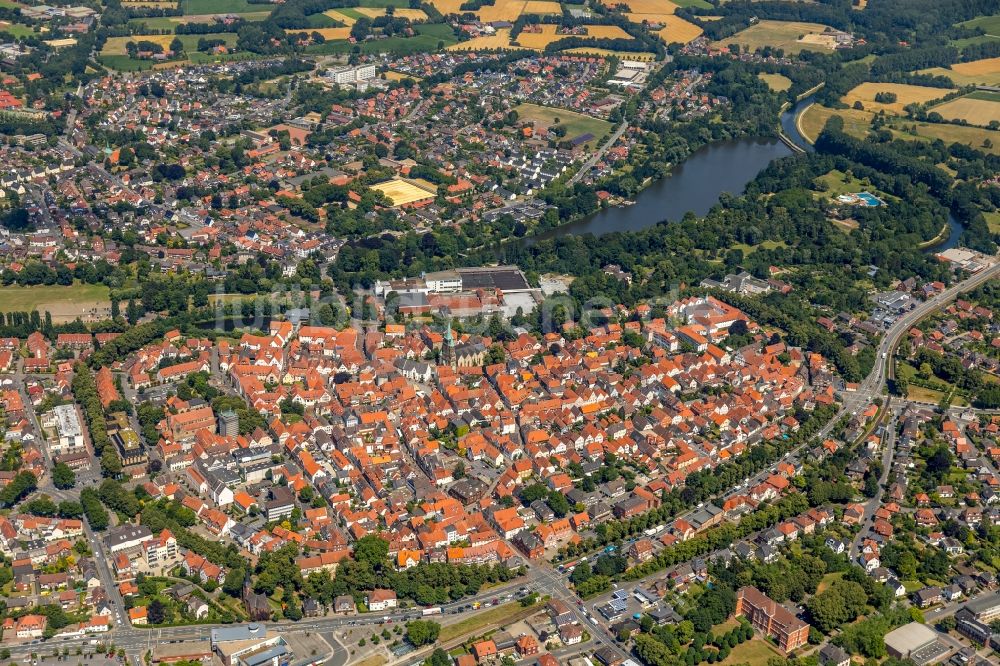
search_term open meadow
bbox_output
[714,20,838,54]
[758,72,792,91]
[514,102,612,147]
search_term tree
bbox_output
[52,462,75,490]
[353,535,389,566]
[426,649,451,666]
[223,567,247,597]
[147,599,166,625]
[405,620,441,647]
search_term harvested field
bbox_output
[602,0,678,13]
[448,28,514,50]
[714,20,837,54]
[515,24,632,49]
[101,34,176,55]
[655,15,703,43]
[841,82,954,114]
[920,57,1000,86]
[430,0,466,13]
[931,93,1000,127]
[799,104,874,142]
[287,27,352,40]
[354,6,428,20]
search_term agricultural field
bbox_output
[513,102,612,148]
[798,104,874,142]
[655,15,703,44]
[758,72,791,91]
[288,27,353,40]
[602,0,679,13]
[101,33,238,56]
[372,178,438,206]
[841,82,954,114]
[354,7,429,20]
[448,28,514,51]
[918,57,1000,86]
[181,0,268,13]
[564,46,656,60]
[516,24,632,49]
[130,12,271,31]
[122,1,178,8]
[930,91,1000,126]
[799,103,1000,155]
[714,20,838,54]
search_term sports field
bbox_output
[513,103,612,148]
[372,178,437,206]
[931,92,1000,127]
[714,20,838,54]
[0,283,111,323]
[841,82,954,114]
[920,57,1000,86]
[758,72,792,91]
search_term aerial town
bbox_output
[0,2,999,666]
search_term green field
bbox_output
[306,12,342,27]
[130,12,270,31]
[182,0,270,13]
[986,211,1000,233]
[0,22,36,38]
[671,0,713,7]
[959,13,1000,36]
[513,102,613,148]
[307,22,456,55]
[967,90,1000,102]
[717,639,783,666]
[0,283,111,318]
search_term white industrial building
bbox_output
[51,403,84,454]
[327,64,376,85]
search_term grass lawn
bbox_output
[182,0,268,12]
[985,211,1000,234]
[907,384,969,407]
[711,617,742,635]
[99,55,154,71]
[731,240,786,256]
[0,22,36,38]
[758,72,791,92]
[438,601,530,643]
[307,12,341,27]
[816,571,845,595]
[513,102,612,148]
[717,639,783,666]
[814,169,882,198]
[0,282,111,315]
[903,580,924,593]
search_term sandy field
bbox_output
[373,178,438,206]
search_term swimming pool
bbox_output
[857,191,884,206]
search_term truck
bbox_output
[422,607,442,616]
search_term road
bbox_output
[567,121,628,186]
[849,406,899,560]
